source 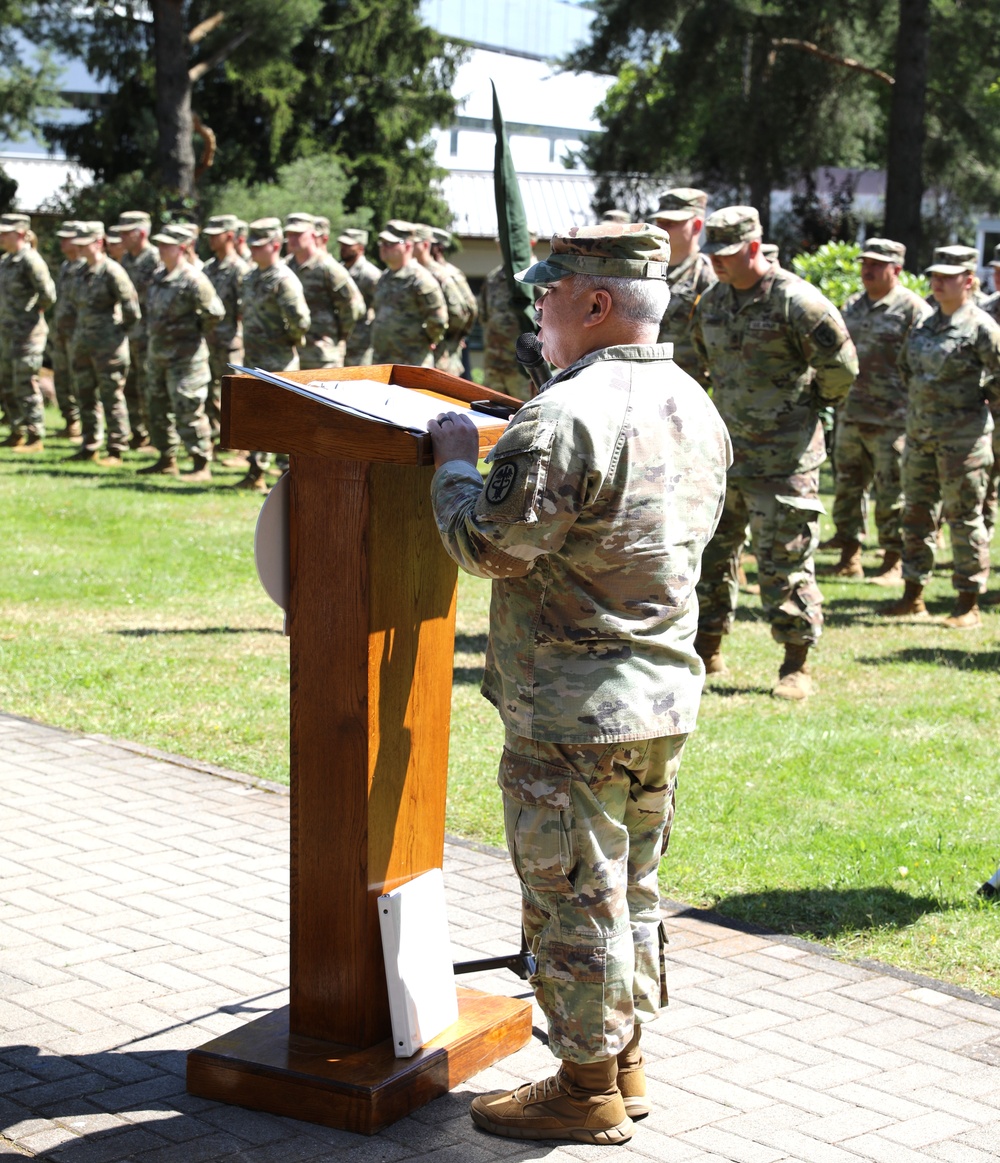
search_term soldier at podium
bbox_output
[428,223,731,1144]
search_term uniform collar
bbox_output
[545,343,676,390]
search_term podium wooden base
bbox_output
[186,988,533,1135]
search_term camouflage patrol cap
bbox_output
[761,243,779,262]
[990,243,1000,268]
[284,212,316,234]
[338,227,369,247]
[702,206,762,255]
[600,209,631,224]
[151,224,192,246]
[431,226,452,248]
[651,188,708,223]
[313,215,331,235]
[203,214,240,235]
[859,237,906,264]
[925,244,978,276]
[411,223,435,243]
[106,232,122,245]
[247,217,283,246]
[114,210,151,233]
[379,219,416,244]
[235,220,248,238]
[515,223,671,286]
[0,212,30,232]
[72,222,106,244]
[56,219,84,238]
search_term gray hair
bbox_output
[571,274,671,325]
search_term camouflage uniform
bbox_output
[72,241,140,456]
[343,249,382,366]
[370,259,446,367]
[51,223,84,430]
[288,251,365,370]
[835,280,932,552]
[897,300,1000,592]
[0,223,56,441]
[203,246,249,446]
[431,224,731,1065]
[478,263,533,400]
[145,251,225,461]
[981,291,1000,536]
[691,211,858,646]
[657,252,715,387]
[119,230,159,443]
[439,254,478,376]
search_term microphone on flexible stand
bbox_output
[515,332,551,397]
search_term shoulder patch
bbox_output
[812,320,840,349]
[484,459,518,504]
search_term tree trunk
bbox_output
[152,0,196,198]
[884,0,929,268]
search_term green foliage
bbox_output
[792,241,929,307]
[0,2,62,142]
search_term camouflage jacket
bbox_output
[203,251,249,349]
[72,256,140,355]
[431,343,731,743]
[442,258,478,332]
[344,253,382,364]
[691,266,858,478]
[478,263,532,399]
[370,259,447,366]
[54,257,85,341]
[120,243,159,342]
[841,284,932,428]
[657,249,716,386]
[288,251,365,365]
[0,245,56,353]
[241,260,311,368]
[146,262,225,363]
[424,256,474,341]
[899,301,1000,443]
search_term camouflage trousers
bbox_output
[126,337,150,442]
[900,433,992,592]
[983,423,1000,539]
[435,339,466,378]
[483,353,532,402]
[73,342,131,454]
[344,319,373,367]
[208,339,244,446]
[245,348,298,477]
[697,471,824,646]
[299,340,345,371]
[500,729,686,1064]
[50,335,80,425]
[147,354,212,460]
[0,342,45,439]
[831,420,905,554]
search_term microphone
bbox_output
[516,332,551,397]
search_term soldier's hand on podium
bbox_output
[428,411,480,471]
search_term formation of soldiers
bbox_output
[0,211,478,490]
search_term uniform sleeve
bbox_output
[329,264,365,342]
[976,316,1000,402]
[794,293,858,405]
[279,276,311,345]
[689,296,712,382]
[438,270,471,338]
[477,279,490,326]
[419,277,448,346]
[115,268,141,329]
[30,254,56,314]
[196,274,225,335]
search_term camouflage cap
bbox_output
[247,217,283,246]
[515,223,671,286]
[411,223,435,243]
[0,212,30,232]
[203,213,240,235]
[701,206,762,255]
[761,243,779,262]
[313,215,331,235]
[925,244,978,276]
[600,209,631,224]
[989,243,1000,268]
[431,226,452,248]
[651,187,708,223]
[114,210,151,233]
[284,212,316,234]
[56,219,84,238]
[379,219,416,244]
[151,224,193,246]
[338,227,369,247]
[235,220,248,237]
[72,221,106,244]
[859,237,906,264]
[106,232,122,245]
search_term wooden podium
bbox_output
[186,365,532,1134]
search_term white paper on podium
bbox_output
[378,868,459,1058]
[230,365,504,435]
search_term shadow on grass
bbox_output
[702,885,945,941]
[819,593,957,626]
[111,627,282,638]
[455,632,488,654]
[703,681,773,697]
[857,646,1000,672]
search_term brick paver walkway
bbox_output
[2,711,999,1162]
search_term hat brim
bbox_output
[514,259,574,286]
[337,234,361,246]
[925,264,972,276]
[113,223,146,233]
[858,251,900,263]
[377,231,406,244]
[651,210,697,223]
[151,233,181,245]
[202,226,229,235]
[702,238,755,256]
[56,229,79,238]
[71,235,101,244]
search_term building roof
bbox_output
[1,152,92,215]
[441,168,596,239]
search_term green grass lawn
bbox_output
[2,410,999,997]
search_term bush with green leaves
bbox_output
[792,241,929,308]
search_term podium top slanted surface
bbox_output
[222,364,518,466]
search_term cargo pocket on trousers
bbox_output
[658,921,669,1007]
[774,493,825,556]
[500,747,577,896]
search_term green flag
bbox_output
[492,81,536,332]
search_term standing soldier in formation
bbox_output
[886,246,1000,628]
[0,213,56,452]
[691,207,858,699]
[413,223,473,376]
[478,233,537,400]
[651,188,716,388]
[67,222,139,464]
[51,220,84,439]
[235,217,310,492]
[117,210,158,449]
[106,232,124,263]
[313,216,332,253]
[202,214,249,452]
[235,221,251,262]
[431,227,478,374]
[338,228,382,366]
[284,212,365,370]
[826,240,932,583]
[140,224,224,480]
[370,221,447,367]
[980,245,1000,547]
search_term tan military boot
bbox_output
[772,643,812,700]
[869,550,902,586]
[233,472,268,492]
[616,1026,648,1120]
[60,420,82,439]
[0,431,24,448]
[66,446,97,462]
[12,439,43,453]
[818,530,846,551]
[694,631,729,676]
[832,540,864,578]
[943,591,981,629]
[96,454,123,467]
[884,580,928,618]
[137,455,179,476]
[469,1058,633,1143]
[181,454,212,482]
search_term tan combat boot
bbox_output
[616,1025,648,1120]
[96,453,123,467]
[181,454,212,482]
[137,454,179,476]
[12,439,43,453]
[694,631,729,677]
[943,591,981,629]
[0,431,24,448]
[884,580,928,619]
[233,472,268,492]
[469,1058,633,1143]
[869,550,902,586]
[832,539,864,578]
[772,643,812,700]
[818,530,846,551]
[59,420,82,439]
